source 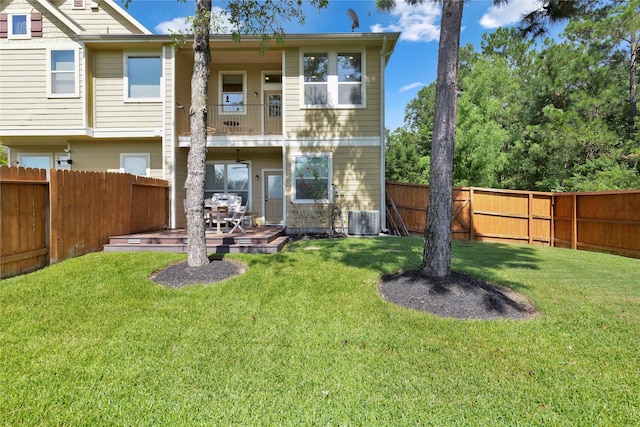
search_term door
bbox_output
[264,90,282,134]
[264,171,283,225]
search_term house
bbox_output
[0,0,399,234]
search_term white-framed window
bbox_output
[302,50,365,108]
[124,51,162,102]
[73,0,86,9]
[120,153,150,176]
[219,71,247,114]
[47,47,79,98]
[8,13,30,39]
[205,162,250,206]
[18,154,53,179]
[291,154,332,203]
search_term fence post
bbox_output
[469,187,475,241]
[572,194,578,250]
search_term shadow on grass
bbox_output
[247,237,541,287]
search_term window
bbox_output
[205,162,249,205]
[121,153,150,176]
[8,13,29,39]
[303,53,328,105]
[338,53,362,105]
[220,72,246,113]
[302,51,364,108]
[48,49,78,97]
[124,52,162,101]
[73,0,86,9]
[292,155,331,202]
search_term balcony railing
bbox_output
[177,104,282,136]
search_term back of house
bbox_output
[0,0,399,233]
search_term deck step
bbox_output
[103,227,288,254]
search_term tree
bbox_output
[126,0,328,267]
[377,0,577,279]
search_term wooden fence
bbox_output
[386,182,640,259]
[1,167,169,279]
[553,190,640,258]
[0,167,49,279]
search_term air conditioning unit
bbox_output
[348,210,380,236]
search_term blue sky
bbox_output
[121,0,545,130]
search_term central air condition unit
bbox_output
[348,210,380,236]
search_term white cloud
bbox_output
[399,82,425,93]
[371,3,441,43]
[155,17,188,34]
[479,0,542,29]
[154,7,231,35]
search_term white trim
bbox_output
[103,0,152,35]
[120,152,151,177]
[261,168,283,226]
[46,45,81,98]
[178,135,284,148]
[300,49,366,109]
[218,70,248,115]
[123,50,163,102]
[7,12,30,40]
[0,127,162,138]
[92,128,163,138]
[290,152,333,204]
[35,0,85,34]
[287,136,381,148]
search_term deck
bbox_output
[103,226,288,254]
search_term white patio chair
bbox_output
[224,201,248,234]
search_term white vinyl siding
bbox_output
[93,50,163,129]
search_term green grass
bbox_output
[1,238,639,426]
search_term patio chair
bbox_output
[224,201,248,234]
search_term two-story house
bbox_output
[0,0,399,233]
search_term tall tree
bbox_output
[377,0,577,279]
[127,0,328,267]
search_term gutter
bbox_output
[379,35,396,233]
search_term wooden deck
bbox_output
[103,226,288,254]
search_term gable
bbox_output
[0,0,150,39]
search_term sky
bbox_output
[121,0,546,130]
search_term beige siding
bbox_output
[93,49,163,129]
[174,148,188,228]
[70,139,162,175]
[284,46,381,139]
[0,48,84,128]
[285,145,381,228]
[54,0,147,35]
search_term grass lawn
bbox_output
[1,238,639,425]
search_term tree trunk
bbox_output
[421,0,464,280]
[185,0,212,267]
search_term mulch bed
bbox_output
[378,269,537,320]
[149,257,246,288]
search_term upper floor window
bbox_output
[73,0,86,9]
[220,72,246,113]
[47,48,79,98]
[124,52,162,102]
[8,13,29,39]
[302,51,364,108]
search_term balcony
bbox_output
[177,104,282,137]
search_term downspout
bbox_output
[168,44,177,229]
[380,36,394,233]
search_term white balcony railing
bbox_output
[177,104,282,136]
